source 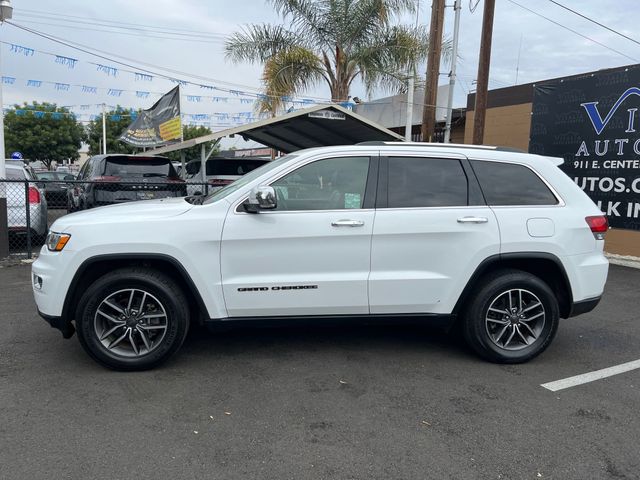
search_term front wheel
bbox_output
[75,268,190,370]
[462,269,559,363]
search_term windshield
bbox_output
[6,167,26,180]
[103,156,176,177]
[35,171,62,180]
[202,154,296,204]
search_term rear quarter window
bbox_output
[471,160,558,206]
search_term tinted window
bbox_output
[388,157,468,208]
[271,156,370,211]
[102,156,175,178]
[206,159,269,176]
[36,171,61,180]
[471,160,558,206]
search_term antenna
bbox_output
[515,34,523,85]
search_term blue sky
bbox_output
[1,0,639,147]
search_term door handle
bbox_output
[331,219,365,227]
[457,216,488,224]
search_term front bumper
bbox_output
[37,308,75,338]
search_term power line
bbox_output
[546,0,640,48]
[6,21,333,102]
[14,12,229,42]
[15,8,230,38]
[13,19,228,45]
[505,0,639,63]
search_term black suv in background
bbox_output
[68,155,186,212]
[34,170,75,208]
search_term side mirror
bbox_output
[244,185,277,212]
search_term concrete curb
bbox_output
[606,252,640,270]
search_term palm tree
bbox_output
[226,0,451,112]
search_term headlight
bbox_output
[46,232,71,252]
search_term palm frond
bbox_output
[267,0,333,49]
[225,24,301,64]
[262,46,326,97]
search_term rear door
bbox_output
[369,153,500,314]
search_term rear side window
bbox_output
[471,160,558,206]
[387,157,468,208]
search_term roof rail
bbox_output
[355,141,526,153]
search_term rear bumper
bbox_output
[568,296,602,318]
[37,309,75,338]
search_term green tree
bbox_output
[4,102,85,170]
[226,0,450,112]
[164,125,220,162]
[86,106,139,156]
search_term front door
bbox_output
[221,155,377,317]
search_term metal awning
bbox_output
[140,104,404,156]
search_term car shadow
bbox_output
[178,319,472,362]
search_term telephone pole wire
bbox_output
[421,0,445,142]
[472,0,496,145]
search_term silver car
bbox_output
[5,162,48,241]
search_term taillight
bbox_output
[28,186,41,204]
[585,215,608,240]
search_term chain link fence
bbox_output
[0,178,214,260]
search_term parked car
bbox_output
[33,143,609,370]
[184,157,270,195]
[68,154,186,212]
[34,171,74,208]
[5,162,48,243]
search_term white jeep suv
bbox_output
[32,143,609,370]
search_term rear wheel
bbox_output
[462,269,559,363]
[75,268,190,370]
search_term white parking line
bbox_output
[541,359,640,392]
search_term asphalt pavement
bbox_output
[1,264,639,479]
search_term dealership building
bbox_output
[461,64,640,258]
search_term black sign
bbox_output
[530,66,640,230]
[120,86,182,147]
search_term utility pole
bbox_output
[472,0,496,145]
[404,73,415,141]
[101,103,107,154]
[444,0,462,143]
[421,0,446,142]
[0,0,13,259]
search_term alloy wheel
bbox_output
[93,288,168,357]
[485,289,546,351]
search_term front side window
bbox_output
[471,160,558,206]
[387,157,468,208]
[270,156,370,211]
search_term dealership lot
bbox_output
[1,264,638,479]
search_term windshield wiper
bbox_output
[142,173,168,177]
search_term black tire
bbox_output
[462,269,559,364]
[75,268,190,371]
